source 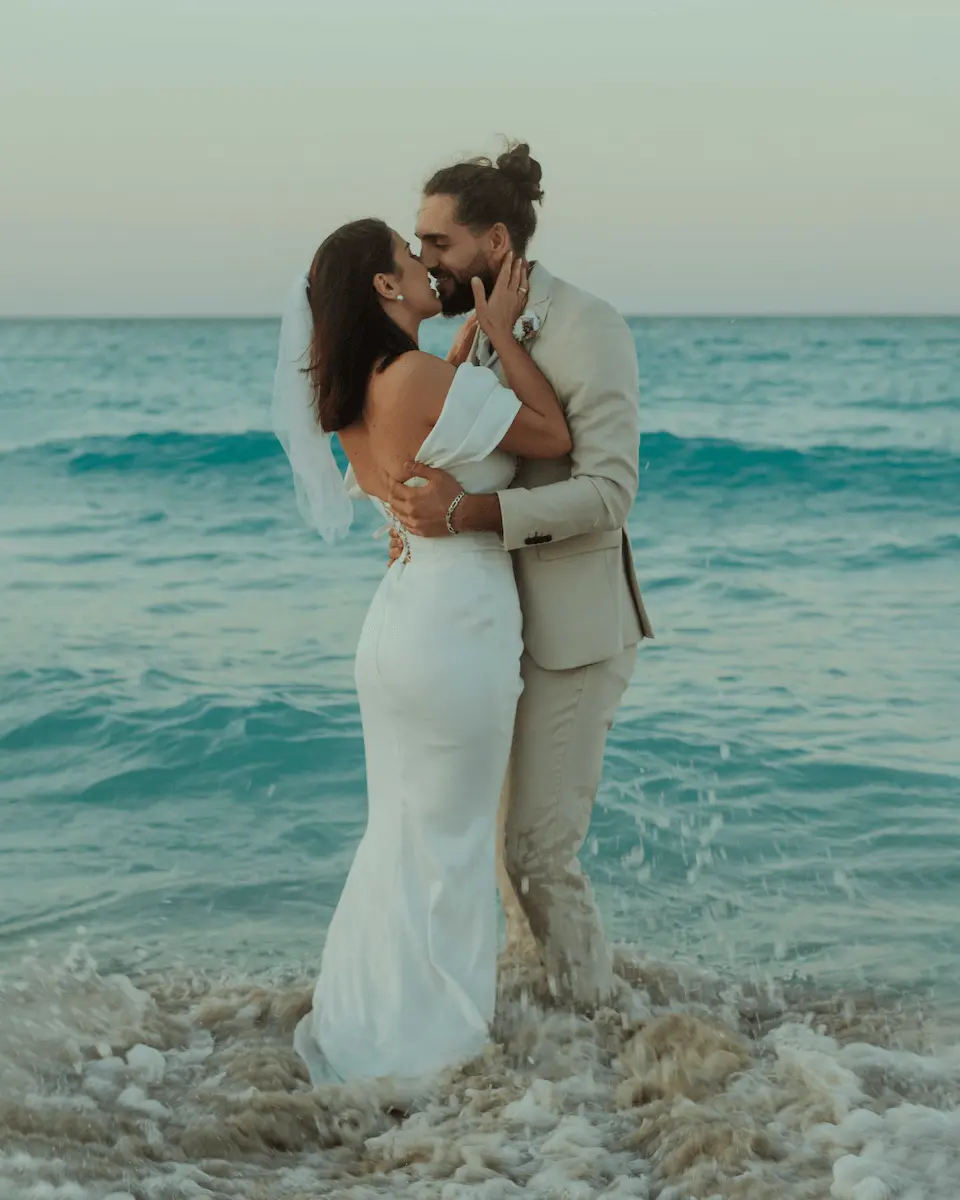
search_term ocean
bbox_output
[1,313,958,1198]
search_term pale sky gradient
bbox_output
[2,0,958,316]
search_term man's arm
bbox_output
[384,303,639,542]
[453,491,503,535]
[489,305,640,550]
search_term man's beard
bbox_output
[434,268,496,318]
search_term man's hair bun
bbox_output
[496,142,544,204]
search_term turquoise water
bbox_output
[3,315,960,1199]
[1,315,958,988]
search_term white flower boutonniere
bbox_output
[512,309,541,345]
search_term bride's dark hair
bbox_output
[305,218,417,432]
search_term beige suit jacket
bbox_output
[474,264,653,672]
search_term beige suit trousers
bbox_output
[497,643,637,1008]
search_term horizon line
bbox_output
[2,311,959,322]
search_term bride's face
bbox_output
[389,233,442,319]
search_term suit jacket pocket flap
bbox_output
[537,528,624,561]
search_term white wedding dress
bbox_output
[294,363,524,1084]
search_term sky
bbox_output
[1,0,958,316]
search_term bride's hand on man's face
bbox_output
[472,252,529,343]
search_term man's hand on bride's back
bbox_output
[386,463,463,539]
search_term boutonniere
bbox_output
[512,309,542,345]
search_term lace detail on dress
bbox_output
[383,504,412,563]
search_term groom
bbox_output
[386,142,653,1009]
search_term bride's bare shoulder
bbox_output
[369,352,455,421]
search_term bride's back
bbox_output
[338,351,456,501]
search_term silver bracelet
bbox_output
[445,489,466,535]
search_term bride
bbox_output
[272,217,570,1084]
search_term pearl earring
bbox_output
[395,294,404,302]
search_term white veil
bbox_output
[271,273,353,544]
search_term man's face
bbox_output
[416,193,499,317]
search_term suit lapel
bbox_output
[471,327,494,368]
[471,262,555,374]
[525,261,555,339]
